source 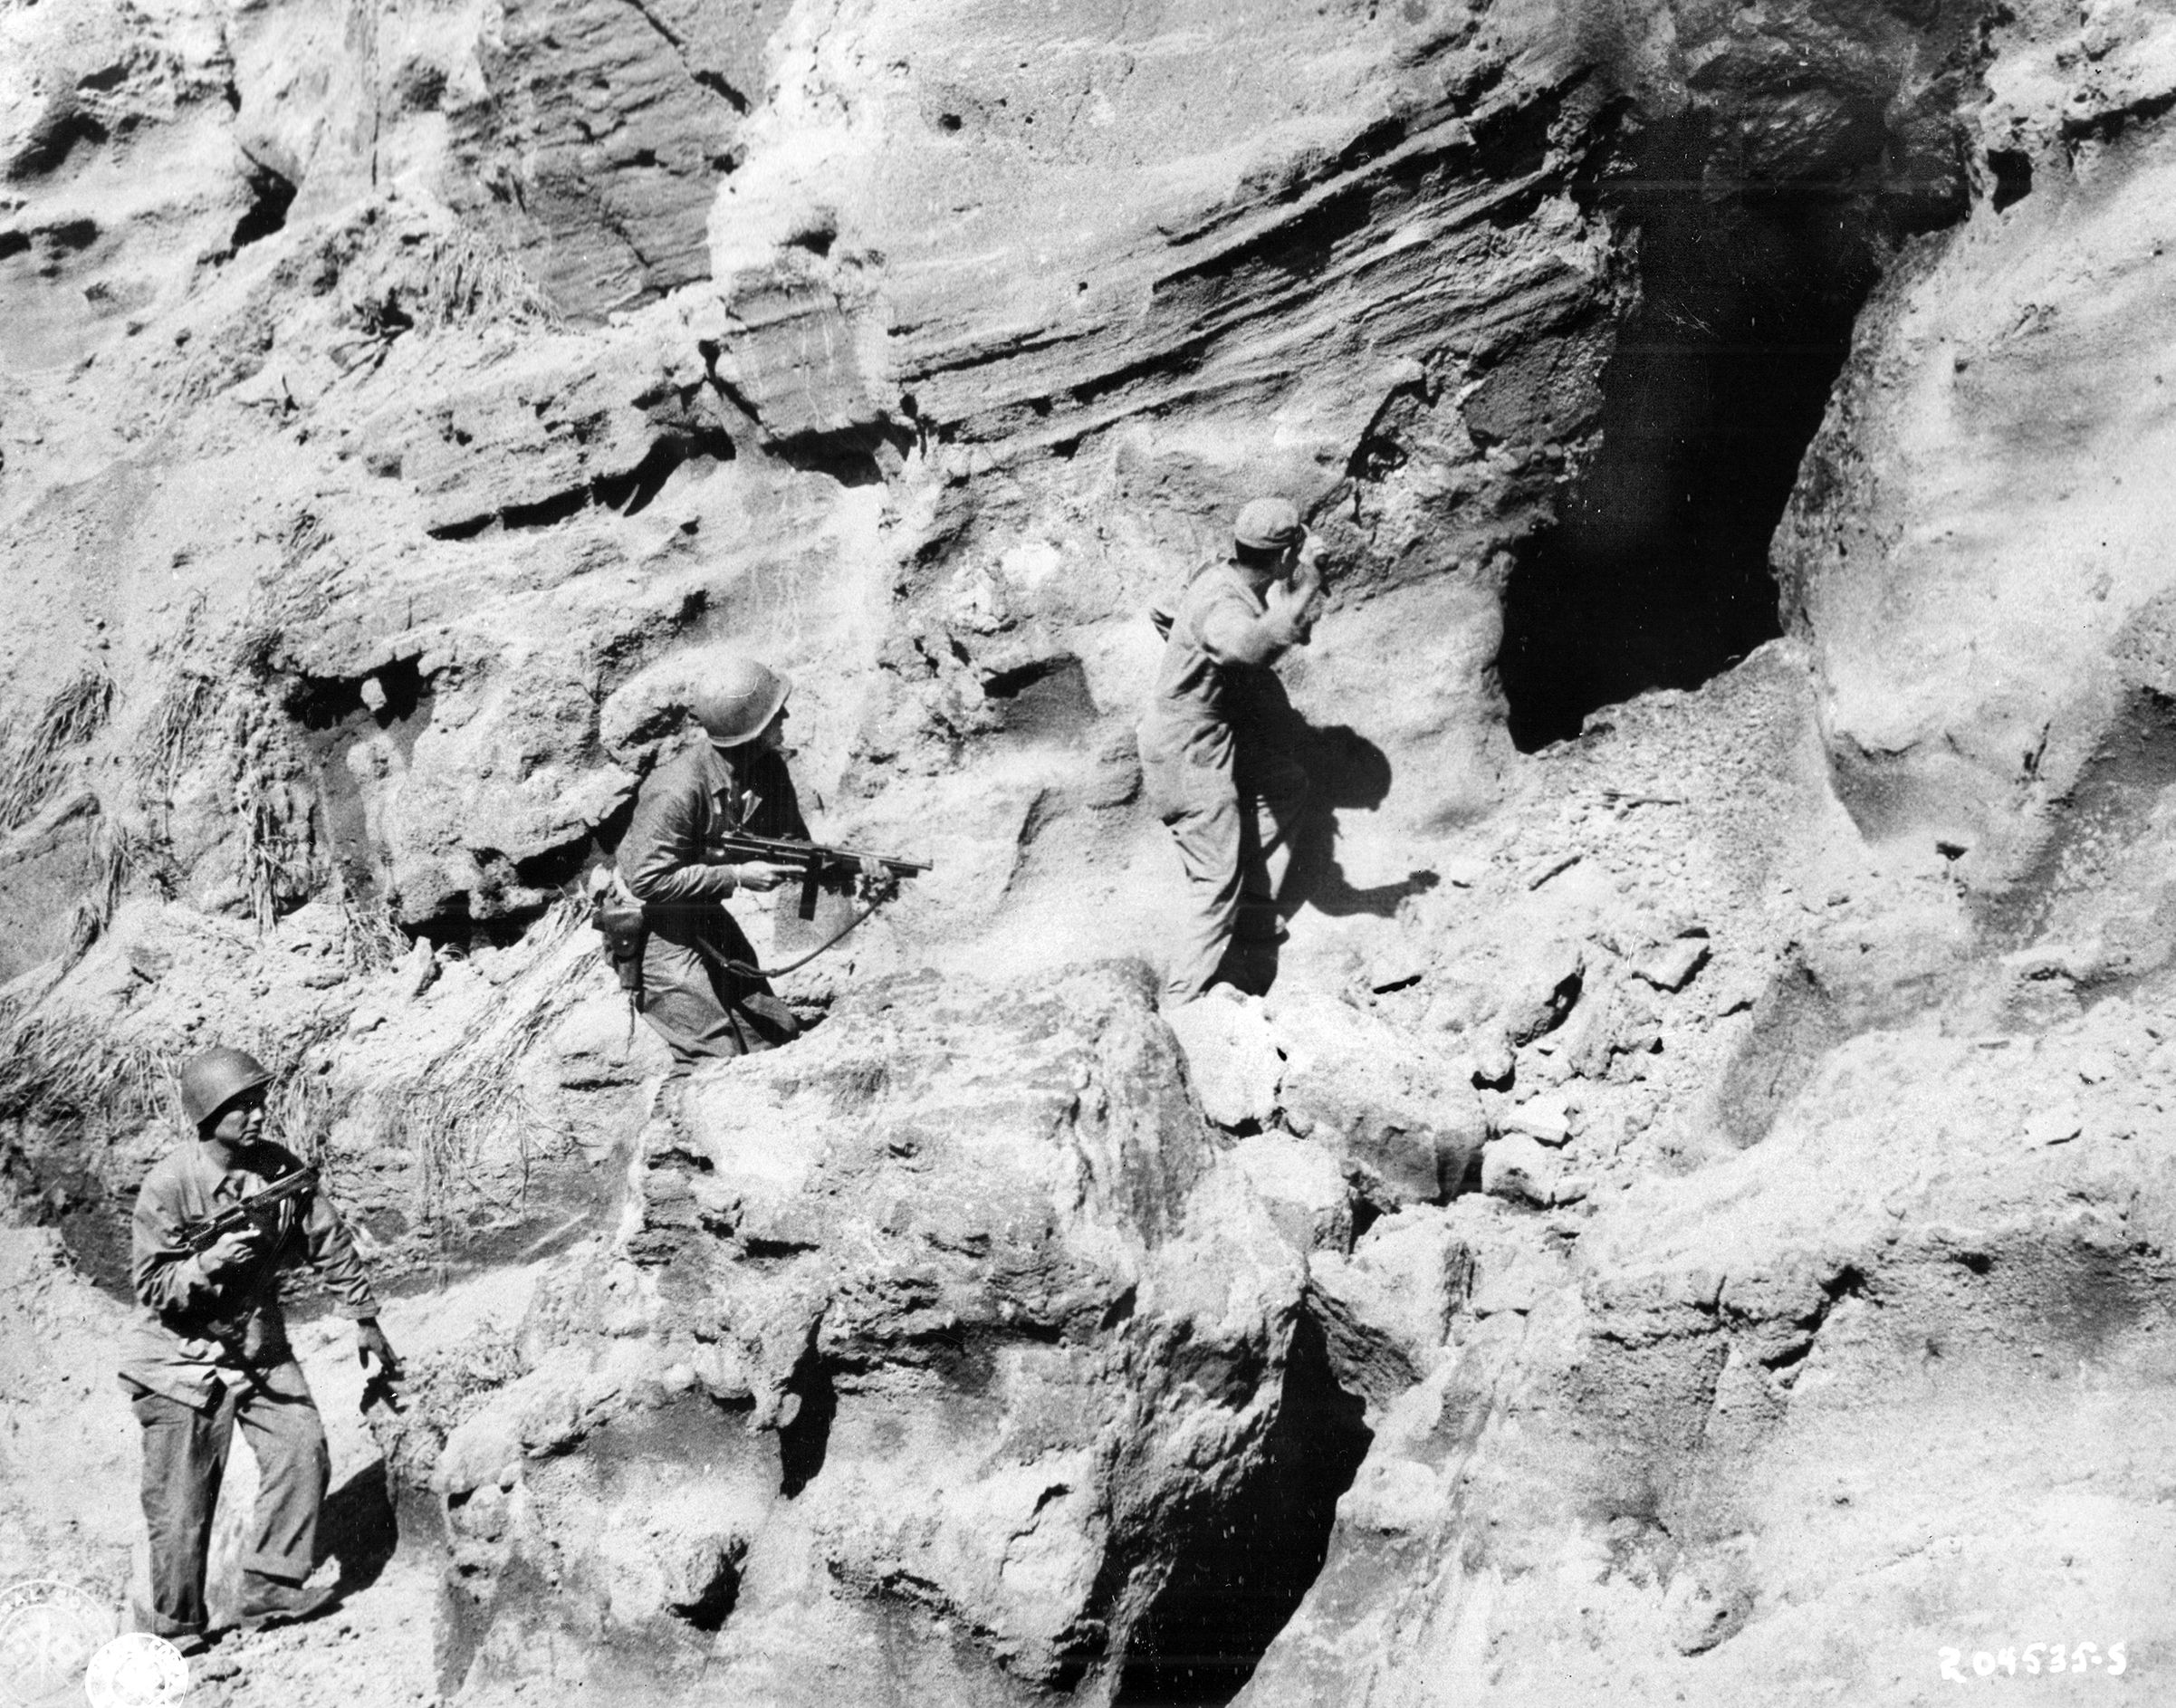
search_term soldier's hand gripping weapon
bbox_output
[590,835,931,994]
[708,831,930,926]
[178,1166,318,1254]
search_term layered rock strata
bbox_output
[5,0,2176,1704]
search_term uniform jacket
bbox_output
[618,740,810,933]
[617,739,811,1051]
[120,1139,379,1410]
[1140,559,1310,774]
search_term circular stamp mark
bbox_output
[83,1635,190,1708]
[0,1579,118,1708]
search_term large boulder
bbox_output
[1240,993,2176,1708]
[1772,6,2176,973]
[1272,993,1487,1207]
[413,962,1354,1704]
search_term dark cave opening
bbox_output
[232,157,298,249]
[767,419,910,489]
[5,99,107,180]
[285,657,435,912]
[1113,1314,1372,1707]
[594,427,734,514]
[1497,118,1891,751]
[777,1358,836,1497]
[285,655,431,732]
[1988,148,2034,213]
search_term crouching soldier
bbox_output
[120,1046,397,1650]
[616,654,879,1070]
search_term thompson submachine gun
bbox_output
[178,1166,318,1253]
[710,831,931,926]
[589,834,931,993]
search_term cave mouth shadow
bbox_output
[1495,114,1919,753]
[1213,679,1435,998]
[1111,1312,1373,1706]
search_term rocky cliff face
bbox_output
[5,0,2176,1702]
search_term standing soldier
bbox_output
[616,655,873,1069]
[120,1046,397,1651]
[1139,497,1324,1004]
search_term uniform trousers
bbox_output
[637,910,800,1071]
[124,1360,329,1636]
[1145,738,1312,1003]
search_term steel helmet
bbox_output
[178,1045,273,1128]
[691,655,792,747]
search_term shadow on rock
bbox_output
[1214,680,1435,997]
[1113,1312,1373,1705]
[319,1456,400,1598]
[777,1358,836,1498]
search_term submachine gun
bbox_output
[177,1166,318,1253]
[590,833,931,993]
[711,830,930,927]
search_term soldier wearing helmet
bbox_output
[613,654,838,1067]
[119,1046,396,1650]
[1139,497,1324,1003]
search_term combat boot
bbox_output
[129,1601,213,1655]
[232,1570,338,1632]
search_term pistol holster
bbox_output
[591,895,647,998]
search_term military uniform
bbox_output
[1140,556,1315,1003]
[120,1141,379,1640]
[618,739,809,1065]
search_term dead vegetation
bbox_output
[322,215,563,380]
[338,889,407,973]
[133,590,223,808]
[240,778,321,933]
[2,882,599,1236]
[134,667,222,804]
[225,622,327,933]
[366,898,599,1217]
[64,817,138,964]
[400,223,560,328]
[266,1059,345,1166]
[0,669,114,832]
[0,1008,179,1134]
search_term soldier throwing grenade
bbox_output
[1139,497,1325,1004]
[120,1047,397,1651]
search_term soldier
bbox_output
[1139,497,1324,1004]
[617,655,876,1068]
[120,1046,397,1651]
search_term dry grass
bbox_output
[408,225,559,328]
[0,670,114,832]
[266,1060,346,1166]
[338,890,407,973]
[5,883,599,1252]
[64,818,138,964]
[331,225,558,391]
[0,1009,178,1133]
[134,591,222,803]
[374,900,599,1214]
[133,668,222,802]
[238,775,321,934]
[0,999,353,1160]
